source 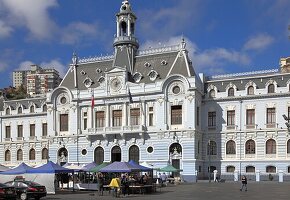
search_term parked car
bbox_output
[5,180,46,200]
[0,183,17,200]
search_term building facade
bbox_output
[13,64,62,96]
[1,0,290,182]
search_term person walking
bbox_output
[240,175,247,191]
[97,173,104,196]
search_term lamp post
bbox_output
[208,140,211,183]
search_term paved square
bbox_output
[42,182,290,200]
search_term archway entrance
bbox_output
[111,146,121,162]
[58,148,68,166]
[169,143,182,177]
[94,147,104,165]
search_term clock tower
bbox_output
[113,0,138,75]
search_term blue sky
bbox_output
[0,0,289,88]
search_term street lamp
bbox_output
[208,140,211,183]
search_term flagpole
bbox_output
[91,88,94,129]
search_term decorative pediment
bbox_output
[266,102,276,108]
[246,104,256,109]
[226,105,236,110]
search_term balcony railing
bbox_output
[87,125,145,135]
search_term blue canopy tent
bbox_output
[81,162,98,172]
[99,161,140,173]
[30,161,73,174]
[128,160,151,172]
[0,163,35,175]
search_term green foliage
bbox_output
[5,85,28,100]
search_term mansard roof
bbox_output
[205,69,290,92]
[60,45,196,90]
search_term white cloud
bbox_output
[41,60,66,77]
[1,0,58,39]
[141,36,251,75]
[61,22,100,45]
[243,34,274,51]
[0,20,13,38]
[139,0,203,39]
[17,59,66,77]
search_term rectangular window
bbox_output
[83,112,87,130]
[130,108,140,125]
[60,114,68,131]
[246,109,255,128]
[208,111,216,128]
[196,107,200,126]
[266,108,276,128]
[113,110,122,127]
[42,123,47,136]
[5,126,11,138]
[96,111,105,128]
[18,125,23,137]
[30,124,35,137]
[227,110,235,127]
[171,105,182,125]
[148,107,154,126]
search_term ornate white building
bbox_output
[1,0,290,182]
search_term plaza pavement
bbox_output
[42,181,290,200]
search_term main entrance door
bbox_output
[169,143,182,177]
[111,146,121,162]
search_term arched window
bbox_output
[121,21,127,36]
[94,147,104,165]
[6,108,10,115]
[288,166,290,173]
[209,89,215,98]
[228,88,234,97]
[5,150,11,161]
[29,148,36,160]
[268,84,275,93]
[129,145,140,163]
[246,166,255,173]
[18,107,22,114]
[245,139,255,154]
[226,140,236,154]
[207,141,217,155]
[111,146,121,162]
[226,166,235,172]
[17,149,23,161]
[42,148,48,160]
[287,139,290,154]
[266,139,276,154]
[30,105,35,113]
[247,86,254,95]
[43,104,47,112]
[266,166,276,173]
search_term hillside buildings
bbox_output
[1,1,290,182]
[13,65,62,96]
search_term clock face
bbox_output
[110,78,122,91]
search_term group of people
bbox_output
[96,172,153,197]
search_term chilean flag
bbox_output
[91,91,95,108]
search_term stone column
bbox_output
[256,170,260,182]
[279,170,283,182]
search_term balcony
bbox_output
[16,137,24,141]
[29,136,37,141]
[87,125,145,135]
[226,125,237,130]
[4,138,12,142]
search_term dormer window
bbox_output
[209,89,216,98]
[148,70,158,81]
[30,105,35,113]
[96,68,102,73]
[80,70,86,75]
[247,86,254,95]
[228,88,235,97]
[161,60,168,65]
[133,72,142,83]
[144,62,151,68]
[98,76,105,84]
[18,106,22,114]
[83,77,93,88]
[268,84,275,93]
[6,108,10,115]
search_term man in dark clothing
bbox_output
[240,175,247,191]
